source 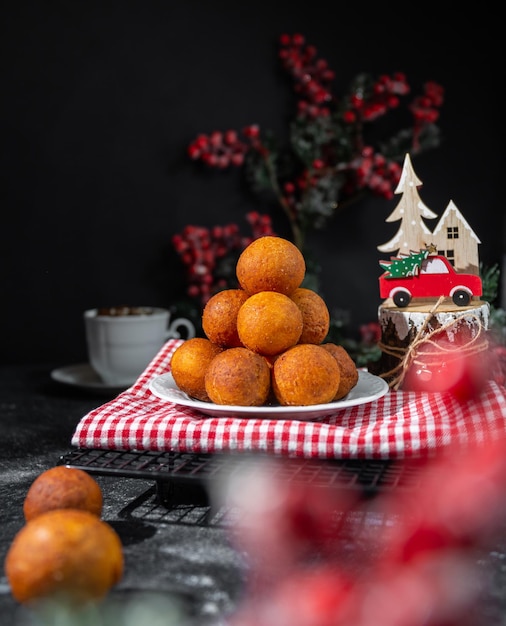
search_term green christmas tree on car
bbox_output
[380,249,430,278]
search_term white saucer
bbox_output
[50,363,130,395]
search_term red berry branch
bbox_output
[186,33,444,253]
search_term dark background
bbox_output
[2,2,504,366]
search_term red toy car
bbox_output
[379,254,482,307]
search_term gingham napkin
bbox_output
[71,339,506,460]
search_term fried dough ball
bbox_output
[23,466,103,521]
[272,344,340,406]
[290,287,330,345]
[237,291,303,356]
[205,347,271,406]
[202,288,248,348]
[170,337,223,401]
[236,236,306,296]
[321,343,359,400]
[5,509,123,606]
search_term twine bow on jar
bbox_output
[379,296,489,391]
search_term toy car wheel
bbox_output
[393,290,411,307]
[452,289,471,306]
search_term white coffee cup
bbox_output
[84,306,195,386]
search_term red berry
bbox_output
[209,131,223,147]
[224,130,238,145]
[230,153,244,166]
[242,124,260,138]
[342,110,356,123]
[187,145,201,159]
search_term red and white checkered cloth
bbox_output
[71,339,506,460]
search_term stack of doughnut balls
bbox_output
[171,236,359,407]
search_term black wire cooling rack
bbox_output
[59,448,422,532]
[59,448,422,491]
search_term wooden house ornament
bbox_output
[373,153,489,391]
[377,153,481,275]
[431,200,480,275]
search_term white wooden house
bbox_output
[430,200,481,275]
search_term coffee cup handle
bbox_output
[166,317,196,340]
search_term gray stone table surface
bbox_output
[1,364,506,626]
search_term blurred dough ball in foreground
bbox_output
[23,466,103,521]
[5,509,123,606]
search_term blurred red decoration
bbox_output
[221,436,506,626]
[403,344,491,401]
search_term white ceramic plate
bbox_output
[50,363,130,395]
[149,370,389,420]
